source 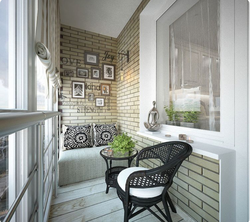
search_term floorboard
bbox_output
[49,177,184,222]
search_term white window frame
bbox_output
[139,0,235,148]
[8,0,16,109]
[4,0,37,221]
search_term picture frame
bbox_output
[95,98,104,107]
[77,68,89,78]
[102,63,115,81]
[84,51,99,66]
[63,69,74,77]
[88,93,95,101]
[100,83,111,96]
[72,81,85,99]
[91,67,101,80]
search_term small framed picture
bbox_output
[77,68,89,78]
[72,81,85,99]
[88,93,95,101]
[63,69,74,77]
[91,67,101,80]
[100,83,111,96]
[102,63,115,81]
[96,98,104,107]
[84,51,99,66]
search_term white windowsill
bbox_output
[137,131,234,160]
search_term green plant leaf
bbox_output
[108,132,136,153]
[164,101,180,121]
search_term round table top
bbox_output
[100,147,138,160]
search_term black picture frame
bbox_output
[95,98,105,107]
[76,68,89,78]
[102,63,115,81]
[72,81,85,99]
[84,51,99,66]
[100,83,111,96]
[91,67,101,80]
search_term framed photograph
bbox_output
[91,67,101,80]
[63,69,74,77]
[84,51,99,66]
[88,93,95,101]
[77,68,89,78]
[72,81,85,99]
[95,98,104,107]
[100,83,111,96]
[102,63,115,81]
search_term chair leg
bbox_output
[123,201,131,222]
[163,198,173,222]
[124,208,128,222]
[166,192,177,213]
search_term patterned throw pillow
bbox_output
[93,123,118,146]
[64,125,92,150]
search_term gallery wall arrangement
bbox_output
[59,25,118,126]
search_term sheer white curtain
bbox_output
[36,0,61,107]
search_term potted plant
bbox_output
[164,102,180,125]
[108,133,136,154]
[180,111,200,128]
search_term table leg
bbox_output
[106,185,109,194]
[128,158,133,167]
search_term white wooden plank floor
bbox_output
[49,177,184,222]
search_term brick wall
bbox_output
[117,0,155,148]
[59,25,118,126]
[170,154,219,222]
[116,0,219,221]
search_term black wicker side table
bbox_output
[100,147,138,193]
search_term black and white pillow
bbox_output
[64,125,92,150]
[93,123,118,146]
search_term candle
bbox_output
[107,149,113,156]
[186,137,194,143]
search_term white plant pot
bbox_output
[180,122,195,128]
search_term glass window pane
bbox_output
[157,0,220,132]
[37,60,47,110]
[0,136,8,220]
[0,0,16,109]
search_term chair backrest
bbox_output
[131,141,192,188]
[136,141,192,165]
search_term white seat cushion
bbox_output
[117,167,164,198]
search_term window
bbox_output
[0,0,16,109]
[37,61,47,110]
[156,0,220,132]
[0,136,8,220]
[0,0,34,220]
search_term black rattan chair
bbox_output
[116,141,192,222]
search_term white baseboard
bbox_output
[174,204,195,222]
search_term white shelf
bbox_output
[137,131,234,160]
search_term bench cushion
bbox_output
[58,144,128,186]
[58,145,108,186]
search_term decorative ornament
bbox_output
[144,101,161,131]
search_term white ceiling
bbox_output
[59,0,143,38]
